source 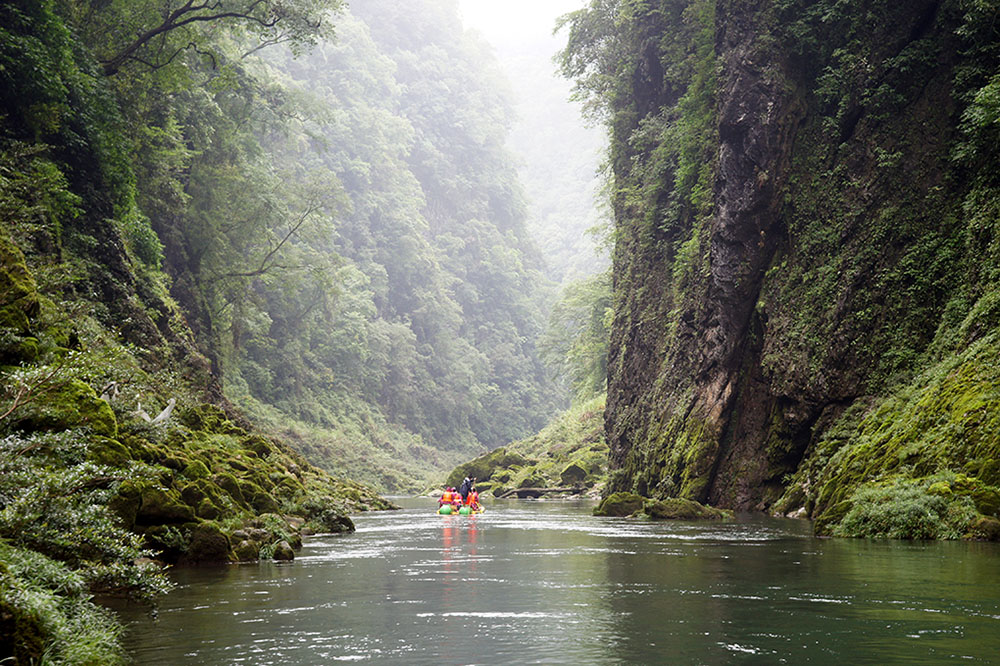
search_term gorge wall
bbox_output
[562,0,1000,526]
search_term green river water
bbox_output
[120,498,1000,664]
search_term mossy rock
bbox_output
[16,378,117,438]
[160,456,186,471]
[951,475,1000,517]
[0,334,39,364]
[814,500,854,536]
[518,474,546,489]
[233,539,260,562]
[643,498,731,521]
[213,473,245,506]
[926,481,952,496]
[179,403,244,435]
[136,486,196,525]
[242,435,276,458]
[272,540,295,561]
[182,459,211,480]
[560,463,588,486]
[0,230,40,335]
[88,436,131,466]
[240,481,280,514]
[181,523,232,564]
[594,492,645,517]
[967,517,1000,541]
[196,497,222,520]
[271,475,305,498]
[446,447,530,488]
[109,479,143,530]
[0,591,46,665]
[305,512,355,534]
[178,479,224,508]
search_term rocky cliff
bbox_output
[564,0,1000,532]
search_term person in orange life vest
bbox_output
[469,489,481,512]
[439,487,454,506]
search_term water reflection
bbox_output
[120,499,1000,664]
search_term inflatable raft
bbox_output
[437,504,483,515]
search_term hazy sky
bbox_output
[455,0,607,282]
[456,0,586,46]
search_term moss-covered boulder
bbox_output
[233,539,260,562]
[967,517,1000,541]
[16,379,117,438]
[0,561,46,665]
[304,511,355,534]
[560,463,588,486]
[446,447,529,488]
[0,229,40,335]
[178,403,244,435]
[212,473,245,506]
[109,480,143,530]
[272,540,295,561]
[136,486,196,525]
[242,434,276,459]
[241,481,280,514]
[181,523,232,564]
[195,497,222,520]
[643,498,731,521]
[182,459,210,480]
[594,492,645,517]
[88,436,131,466]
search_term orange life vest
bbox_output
[441,490,453,503]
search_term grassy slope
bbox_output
[445,394,608,497]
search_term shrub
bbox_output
[832,478,978,539]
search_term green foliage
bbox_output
[831,476,980,540]
[445,394,608,497]
[0,432,172,602]
[62,0,564,488]
[561,0,1000,524]
[67,0,342,76]
[0,542,128,666]
[541,271,612,404]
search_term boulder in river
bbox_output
[233,539,260,562]
[593,492,645,517]
[643,498,731,521]
[272,541,295,561]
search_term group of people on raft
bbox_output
[439,476,482,513]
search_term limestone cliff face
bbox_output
[602,0,1000,515]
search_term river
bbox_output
[121,498,1000,664]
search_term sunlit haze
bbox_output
[457,0,585,45]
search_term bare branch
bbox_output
[102,0,277,75]
[206,205,318,284]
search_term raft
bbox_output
[437,504,484,515]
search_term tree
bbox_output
[68,0,341,75]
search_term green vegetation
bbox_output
[593,492,644,517]
[540,271,612,403]
[446,395,608,498]
[1,0,565,659]
[560,0,1000,539]
[593,492,730,520]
